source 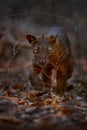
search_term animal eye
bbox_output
[33,48,38,55]
[48,47,53,54]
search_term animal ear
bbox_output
[48,35,57,45]
[26,34,36,44]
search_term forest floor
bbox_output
[0,57,87,130]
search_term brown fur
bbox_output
[26,27,74,96]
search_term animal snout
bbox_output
[39,59,46,66]
[42,55,46,59]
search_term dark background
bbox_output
[0,0,87,74]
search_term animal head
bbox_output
[26,34,57,67]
